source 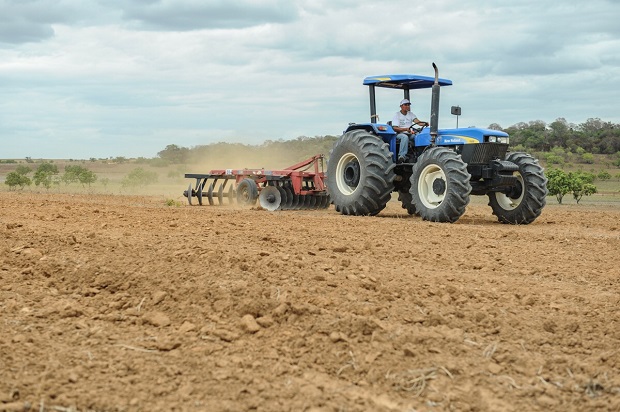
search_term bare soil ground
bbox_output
[1,192,619,412]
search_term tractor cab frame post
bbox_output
[368,86,411,124]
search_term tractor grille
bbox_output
[461,143,508,165]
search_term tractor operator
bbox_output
[391,99,429,163]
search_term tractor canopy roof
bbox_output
[363,74,452,90]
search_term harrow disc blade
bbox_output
[207,183,215,205]
[283,186,294,210]
[197,185,203,205]
[276,186,288,210]
[228,185,235,205]
[309,195,318,209]
[321,194,331,209]
[186,183,193,205]
[217,184,225,205]
[259,186,281,211]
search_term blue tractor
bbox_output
[326,64,547,223]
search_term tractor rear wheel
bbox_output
[236,178,258,206]
[410,147,471,223]
[327,130,395,216]
[488,152,547,224]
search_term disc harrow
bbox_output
[182,154,330,211]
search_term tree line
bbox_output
[4,163,159,190]
[496,117,620,155]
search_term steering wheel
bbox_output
[409,124,427,135]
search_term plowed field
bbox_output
[1,192,619,411]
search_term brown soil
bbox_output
[1,192,619,412]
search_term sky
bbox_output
[1,0,619,159]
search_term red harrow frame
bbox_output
[182,154,330,211]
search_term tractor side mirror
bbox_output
[451,106,461,116]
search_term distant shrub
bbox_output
[5,172,31,190]
[33,163,59,189]
[544,153,564,165]
[121,168,158,187]
[597,171,611,181]
[164,198,182,207]
[581,153,595,164]
[62,165,98,187]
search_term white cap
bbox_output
[400,99,411,106]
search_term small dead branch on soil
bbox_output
[51,407,78,412]
[136,297,146,312]
[439,366,453,380]
[337,350,358,376]
[496,375,521,389]
[114,343,159,353]
[483,341,498,358]
[387,367,439,397]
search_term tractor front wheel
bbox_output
[327,130,395,216]
[488,152,547,224]
[410,147,471,223]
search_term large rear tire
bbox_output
[488,152,547,224]
[327,130,395,216]
[410,147,471,223]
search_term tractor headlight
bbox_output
[486,136,509,144]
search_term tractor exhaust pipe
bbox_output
[430,63,440,145]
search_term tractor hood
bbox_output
[414,127,508,146]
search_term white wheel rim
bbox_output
[335,152,360,196]
[418,164,446,209]
[495,172,525,210]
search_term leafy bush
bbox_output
[570,171,597,203]
[581,153,595,164]
[15,165,32,175]
[597,171,611,181]
[546,168,572,204]
[543,153,564,165]
[33,163,59,189]
[5,172,31,190]
[121,168,158,187]
[61,165,98,187]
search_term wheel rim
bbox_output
[335,152,361,196]
[494,172,525,210]
[239,187,251,203]
[417,164,447,209]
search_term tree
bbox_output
[33,163,59,189]
[15,165,32,175]
[5,172,31,190]
[61,165,98,187]
[548,118,571,148]
[546,168,572,204]
[570,171,597,203]
[158,144,190,164]
[78,169,97,187]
